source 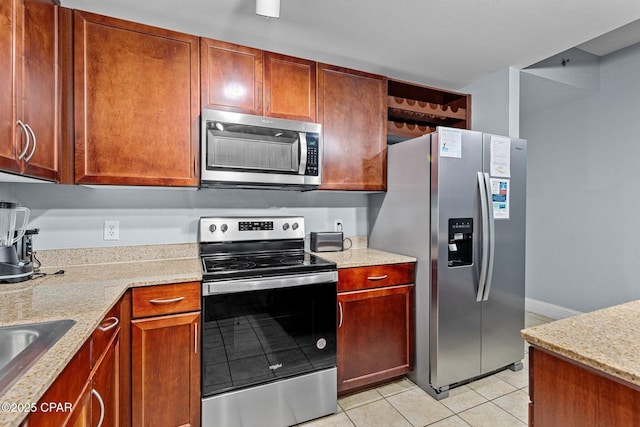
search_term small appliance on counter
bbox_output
[0,201,34,283]
[310,231,344,252]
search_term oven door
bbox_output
[201,272,337,398]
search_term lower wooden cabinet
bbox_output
[337,263,415,394]
[25,310,121,426]
[131,282,201,427]
[529,346,640,426]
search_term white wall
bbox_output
[522,43,640,313]
[0,183,368,250]
[462,67,520,137]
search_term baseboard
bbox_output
[525,298,583,320]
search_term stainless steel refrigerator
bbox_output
[369,127,526,399]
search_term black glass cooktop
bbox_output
[201,250,335,281]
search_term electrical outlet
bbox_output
[103,220,120,241]
[334,219,343,232]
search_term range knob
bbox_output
[221,224,228,232]
[292,222,299,230]
[282,223,290,230]
[209,224,217,232]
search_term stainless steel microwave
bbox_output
[200,109,322,190]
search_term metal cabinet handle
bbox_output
[367,275,388,281]
[16,120,30,159]
[149,296,185,304]
[24,123,37,161]
[97,316,119,332]
[338,302,343,328]
[265,89,270,111]
[194,322,198,354]
[257,87,262,110]
[91,389,105,427]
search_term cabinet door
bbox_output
[74,11,199,186]
[0,0,59,180]
[318,64,387,190]
[264,52,316,122]
[0,0,20,173]
[20,0,60,181]
[92,334,120,427]
[200,38,263,115]
[132,312,200,427]
[337,284,414,394]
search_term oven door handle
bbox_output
[203,271,338,295]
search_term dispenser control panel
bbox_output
[448,218,473,267]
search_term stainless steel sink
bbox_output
[0,319,75,396]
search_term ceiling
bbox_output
[62,0,640,90]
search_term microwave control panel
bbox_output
[305,133,320,176]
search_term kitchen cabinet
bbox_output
[528,346,640,426]
[73,11,199,186]
[25,303,122,426]
[317,64,387,190]
[387,79,471,141]
[0,0,61,181]
[201,38,316,122]
[336,263,415,394]
[131,282,200,427]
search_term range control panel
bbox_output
[199,216,305,243]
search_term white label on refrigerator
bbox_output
[440,128,462,158]
[490,178,510,219]
[490,135,511,177]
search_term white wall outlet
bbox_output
[103,220,120,240]
[334,219,343,232]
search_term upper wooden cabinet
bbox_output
[318,64,387,190]
[201,38,316,122]
[73,11,200,186]
[0,0,61,181]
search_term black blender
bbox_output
[0,201,33,283]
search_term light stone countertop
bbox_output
[311,247,416,268]
[521,299,640,388]
[0,255,201,427]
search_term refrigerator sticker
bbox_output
[440,128,462,158]
[490,135,511,178]
[490,178,510,219]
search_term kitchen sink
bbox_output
[0,319,75,396]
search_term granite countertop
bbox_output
[0,254,201,427]
[311,247,416,268]
[521,299,640,388]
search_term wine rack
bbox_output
[387,79,471,142]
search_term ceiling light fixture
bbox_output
[256,0,280,18]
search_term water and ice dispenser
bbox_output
[448,218,473,267]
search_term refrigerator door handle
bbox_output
[477,172,489,302]
[482,172,496,301]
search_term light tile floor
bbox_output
[299,312,554,427]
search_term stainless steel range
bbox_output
[199,216,338,427]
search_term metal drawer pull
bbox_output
[149,296,185,304]
[367,275,388,281]
[338,302,343,328]
[91,389,105,427]
[97,316,119,332]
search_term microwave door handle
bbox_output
[298,132,308,174]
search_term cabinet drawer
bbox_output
[338,263,415,292]
[91,301,121,367]
[132,282,201,318]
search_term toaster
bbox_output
[310,232,343,252]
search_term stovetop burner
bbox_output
[201,250,335,281]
